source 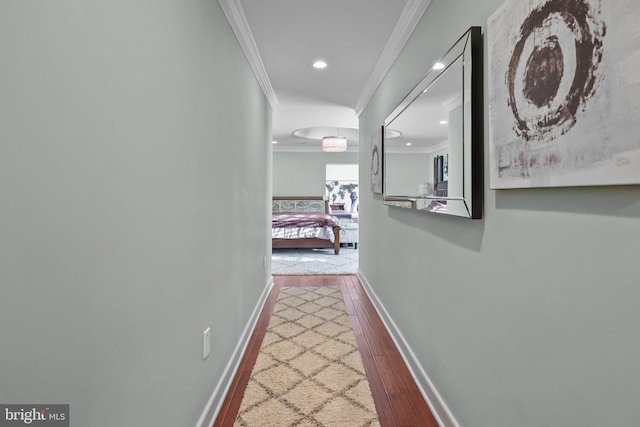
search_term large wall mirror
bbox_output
[383,27,483,218]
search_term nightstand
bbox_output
[336,219,358,249]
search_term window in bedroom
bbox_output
[325,164,358,216]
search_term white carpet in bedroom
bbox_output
[271,247,358,275]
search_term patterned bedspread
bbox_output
[272,212,338,229]
[272,212,339,243]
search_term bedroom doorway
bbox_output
[270,164,359,275]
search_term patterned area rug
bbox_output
[271,248,358,275]
[234,286,380,427]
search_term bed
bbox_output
[272,196,341,254]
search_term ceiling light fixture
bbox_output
[322,136,347,152]
[272,140,278,144]
[432,62,445,70]
[406,142,413,146]
[439,120,448,125]
[385,129,402,139]
[313,60,328,69]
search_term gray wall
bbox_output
[359,1,640,426]
[385,153,430,196]
[273,151,358,196]
[0,1,271,426]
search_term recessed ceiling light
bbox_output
[313,60,327,69]
[432,62,445,70]
[439,120,448,125]
[272,140,278,144]
[405,142,412,146]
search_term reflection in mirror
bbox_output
[383,27,483,218]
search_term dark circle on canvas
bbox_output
[371,145,379,176]
[506,0,605,141]
[523,36,564,107]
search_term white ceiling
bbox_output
[229,0,431,152]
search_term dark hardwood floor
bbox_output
[213,275,439,427]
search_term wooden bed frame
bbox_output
[272,196,341,254]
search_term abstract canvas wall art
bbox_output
[370,126,383,194]
[488,0,640,188]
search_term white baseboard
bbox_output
[195,276,274,427]
[357,270,460,427]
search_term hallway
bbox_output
[213,275,438,426]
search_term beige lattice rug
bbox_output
[234,286,381,427]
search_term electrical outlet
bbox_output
[203,327,211,359]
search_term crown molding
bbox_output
[218,0,278,109]
[354,0,432,116]
[443,91,463,112]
